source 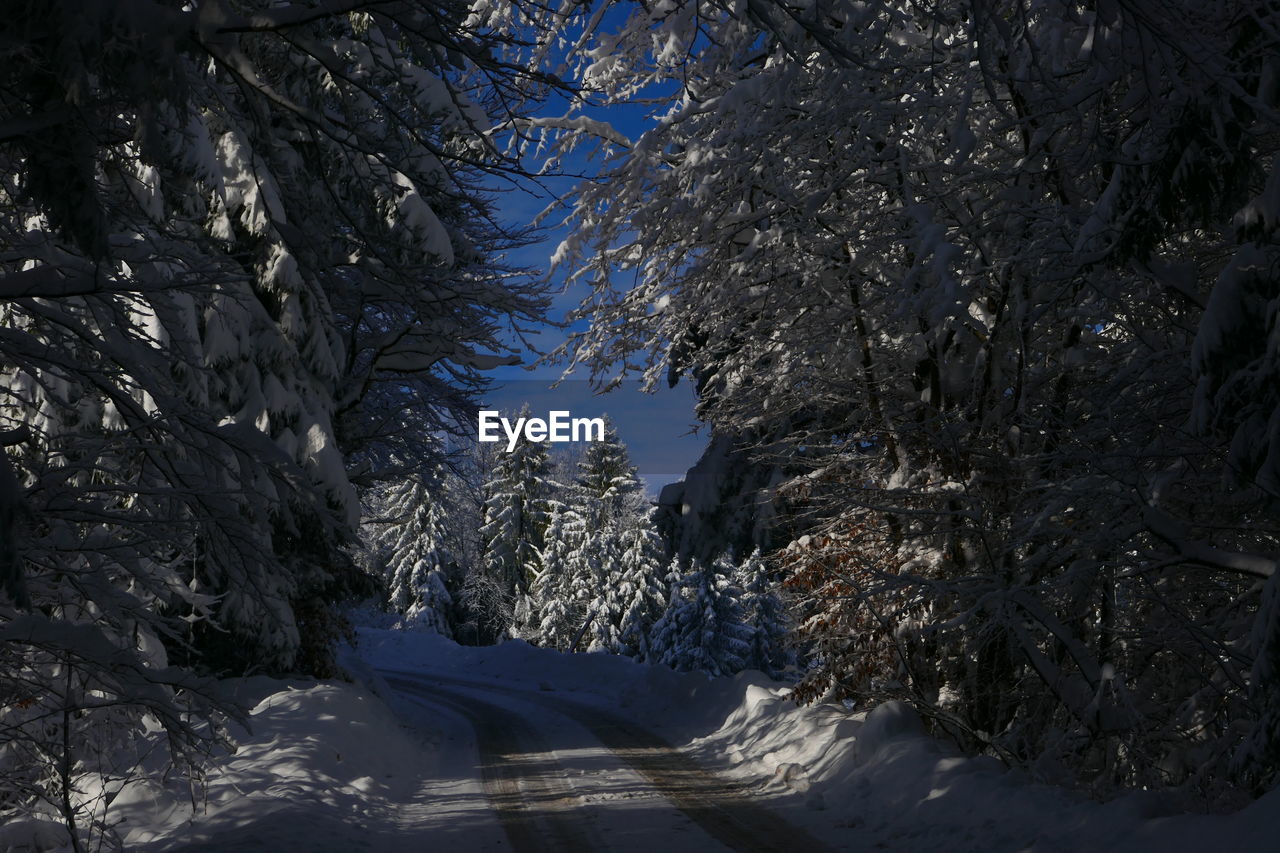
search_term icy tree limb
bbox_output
[497,115,632,150]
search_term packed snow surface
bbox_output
[46,627,1274,852]
[354,629,1278,853]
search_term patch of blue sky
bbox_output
[477,7,701,492]
[481,379,704,493]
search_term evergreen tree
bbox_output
[560,418,650,652]
[380,474,453,637]
[737,548,789,679]
[648,557,689,666]
[509,590,537,643]
[533,503,590,650]
[617,523,670,662]
[586,530,626,653]
[479,409,555,608]
[659,555,753,677]
[572,418,645,527]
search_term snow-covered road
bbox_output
[382,670,838,853]
[96,630,1280,852]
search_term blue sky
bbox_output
[477,36,705,495]
[481,379,705,495]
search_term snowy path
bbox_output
[381,670,839,853]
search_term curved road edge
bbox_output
[382,670,841,853]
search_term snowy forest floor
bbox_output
[43,628,1276,853]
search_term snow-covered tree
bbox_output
[378,474,454,636]
[585,529,627,654]
[648,557,690,668]
[478,417,555,635]
[457,570,512,648]
[572,418,645,527]
[656,555,753,677]
[551,418,653,652]
[737,549,789,679]
[0,0,623,842]
[530,502,591,650]
[555,0,1280,796]
[617,523,670,662]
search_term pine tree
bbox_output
[617,523,669,661]
[555,418,648,652]
[586,529,626,653]
[479,410,555,608]
[533,503,590,650]
[648,557,688,666]
[737,548,789,679]
[572,418,645,527]
[380,474,453,637]
[658,554,753,677]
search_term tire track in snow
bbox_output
[386,675,605,853]
[384,671,838,853]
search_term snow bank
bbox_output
[114,676,440,852]
[355,627,1276,853]
[0,818,70,853]
[40,626,1269,852]
[644,666,1275,853]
